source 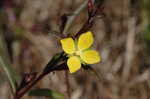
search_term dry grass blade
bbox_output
[62,0,88,35]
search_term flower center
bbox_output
[75,50,82,56]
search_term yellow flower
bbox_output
[60,31,101,73]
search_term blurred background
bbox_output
[0,0,150,99]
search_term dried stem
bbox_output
[65,71,71,99]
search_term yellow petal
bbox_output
[80,50,100,64]
[67,56,81,73]
[78,31,94,50]
[60,38,75,54]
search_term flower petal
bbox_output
[80,50,100,64]
[67,56,81,73]
[78,31,94,50]
[60,38,75,54]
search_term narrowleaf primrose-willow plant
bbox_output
[60,31,101,73]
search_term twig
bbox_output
[14,62,67,99]
[128,69,150,87]
[75,0,105,38]
[122,17,136,82]
[14,73,45,99]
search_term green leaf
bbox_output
[43,52,66,74]
[28,88,64,99]
[144,27,150,41]
[0,32,20,93]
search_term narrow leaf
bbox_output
[43,52,66,74]
[0,32,20,93]
[28,88,64,99]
